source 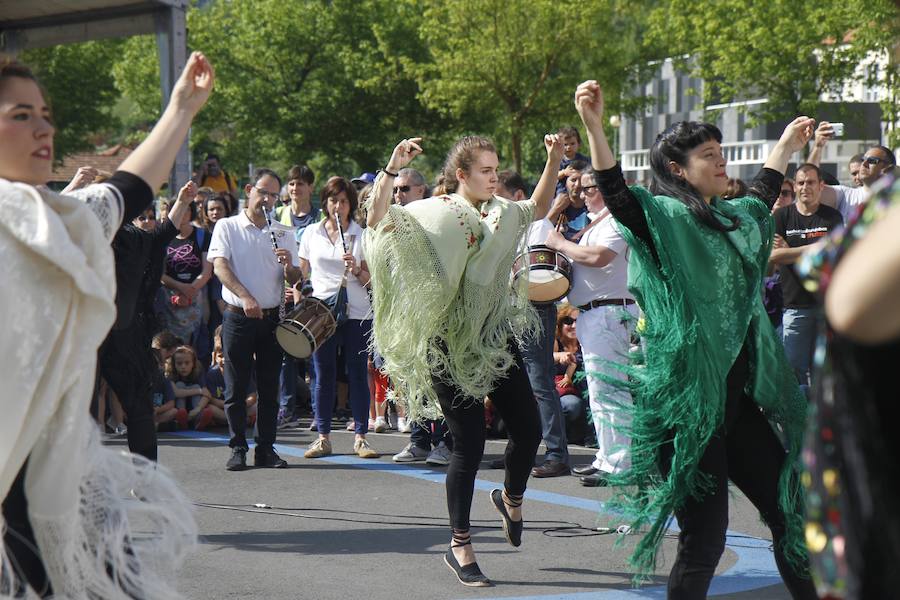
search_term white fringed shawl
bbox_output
[0,179,196,599]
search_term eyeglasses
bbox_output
[779,189,795,197]
[580,184,599,194]
[137,214,156,222]
[254,186,280,201]
[393,185,411,194]
[862,156,888,166]
[561,316,577,326]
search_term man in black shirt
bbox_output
[770,163,843,392]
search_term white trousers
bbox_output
[576,303,638,474]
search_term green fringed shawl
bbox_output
[607,185,808,581]
[364,193,537,421]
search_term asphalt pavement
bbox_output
[118,423,795,600]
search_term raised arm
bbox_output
[575,80,658,264]
[532,134,565,221]
[366,138,423,229]
[117,52,214,218]
[826,202,900,343]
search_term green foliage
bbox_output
[406,0,650,173]
[645,0,900,131]
[22,40,124,160]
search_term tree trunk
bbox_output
[511,123,522,175]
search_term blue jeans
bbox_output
[312,319,371,435]
[519,303,569,464]
[279,355,312,418]
[781,307,821,393]
[411,420,452,451]
[221,310,282,450]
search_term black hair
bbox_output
[872,145,896,166]
[253,167,282,188]
[796,163,823,181]
[498,170,527,195]
[287,164,315,185]
[649,121,739,232]
[568,159,589,173]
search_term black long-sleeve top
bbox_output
[593,163,785,267]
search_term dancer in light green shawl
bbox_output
[365,134,563,587]
[573,79,819,599]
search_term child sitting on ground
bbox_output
[151,343,186,430]
[165,345,217,430]
[206,326,257,427]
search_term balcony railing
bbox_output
[622,140,771,172]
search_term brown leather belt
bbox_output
[224,302,280,318]
[577,298,635,312]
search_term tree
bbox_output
[111,0,444,181]
[22,40,124,161]
[645,0,900,133]
[404,0,650,174]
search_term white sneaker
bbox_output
[392,443,429,463]
[374,417,388,433]
[425,442,451,466]
[397,417,412,433]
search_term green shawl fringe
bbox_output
[596,186,808,583]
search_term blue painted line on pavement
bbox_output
[170,431,782,598]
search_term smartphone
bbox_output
[831,122,844,137]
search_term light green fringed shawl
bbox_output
[364,192,537,421]
[607,185,808,581]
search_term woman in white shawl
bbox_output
[0,52,213,598]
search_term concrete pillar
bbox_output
[155,4,190,196]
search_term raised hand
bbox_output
[778,116,816,154]
[176,180,197,204]
[813,121,834,148]
[544,133,564,164]
[574,80,605,131]
[171,52,215,116]
[386,137,424,172]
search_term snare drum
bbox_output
[512,244,573,303]
[275,297,337,358]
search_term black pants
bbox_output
[99,322,158,462]
[435,345,542,532]
[1,461,51,597]
[660,343,816,600]
[221,310,282,451]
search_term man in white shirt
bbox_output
[208,168,301,471]
[545,168,635,487]
[809,122,897,220]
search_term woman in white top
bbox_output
[0,52,212,599]
[299,176,378,459]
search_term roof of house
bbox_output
[50,144,134,183]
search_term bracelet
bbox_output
[379,167,399,178]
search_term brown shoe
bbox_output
[530,460,570,478]
[304,437,332,458]
[354,438,380,459]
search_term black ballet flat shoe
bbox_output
[444,547,492,587]
[490,488,523,548]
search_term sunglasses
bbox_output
[393,185,411,194]
[137,214,156,222]
[862,156,887,166]
[779,189,795,197]
[580,184,599,194]
[561,316,577,326]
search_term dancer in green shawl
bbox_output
[573,80,818,599]
[365,134,563,587]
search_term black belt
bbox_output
[577,298,635,311]
[224,302,280,318]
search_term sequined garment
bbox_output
[797,174,900,599]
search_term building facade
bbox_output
[618,56,888,185]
